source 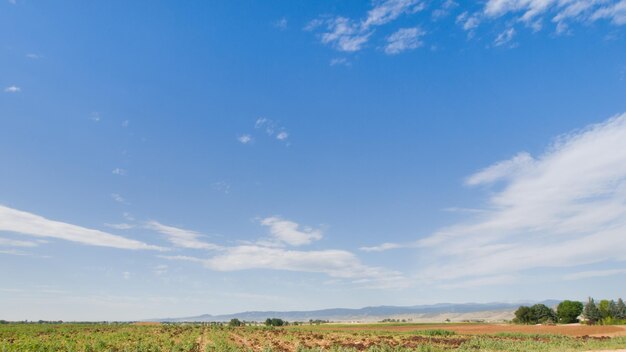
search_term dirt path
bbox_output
[195,327,211,352]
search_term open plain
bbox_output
[2,323,626,351]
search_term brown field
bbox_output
[313,323,626,337]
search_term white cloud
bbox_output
[112,168,127,176]
[111,193,127,204]
[362,0,426,28]
[484,0,626,30]
[438,275,517,289]
[154,264,168,276]
[104,223,135,230]
[0,204,162,250]
[211,181,231,194]
[409,113,626,284]
[384,27,425,54]
[259,217,322,246]
[237,134,253,144]
[564,268,626,280]
[122,120,129,128]
[465,152,534,186]
[274,17,288,30]
[4,86,21,93]
[360,242,404,252]
[90,112,101,122]
[145,221,222,250]
[311,0,426,52]
[330,57,351,66]
[592,0,626,25]
[247,118,289,143]
[25,53,40,59]
[494,27,516,46]
[456,11,481,35]
[122,271,131,280]
[432,0,458,20]
[0,237,39,247]
[161,245,406,287]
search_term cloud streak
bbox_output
[145,221,222,250]
[0,205,163,250]
[364,113,626,287]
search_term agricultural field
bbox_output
[1,322,626,351]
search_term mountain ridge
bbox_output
[151,300,560,323]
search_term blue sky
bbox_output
[1,0,626,321]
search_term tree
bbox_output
[609,300,619,319]
[583,298,601,324]
[557,300,583,324]
[598,300,611,320]
[265,318,285,327]
[228,318,242,327]
[616,298,626,320]
[530,304,557,324]
[514,306,533,324]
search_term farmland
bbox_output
[2,323,626,351]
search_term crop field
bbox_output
[1,323,626,352]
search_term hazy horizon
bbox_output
[2,0,626,321]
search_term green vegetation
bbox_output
[583,296,626,325]
[556,300,583,324]
[265,318,286,327]
[1,321,625,351]
[513,304,557,324]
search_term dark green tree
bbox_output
[265,318,285,326]
[556,300,583,324]
[583,298,601,324]
[514,306,533,324]
[616,298,626,319]
[598,300,611,319]
[530,304,557,324]
[228,318,242,327]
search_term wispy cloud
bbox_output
[0,204,163,250]
[237,134,253,144]
[90,112,101,122]
[211,181,231,194]
[0,237,39,248]
[484,0,626,31]
[240,118,289,144]
[104,223,135,230]
[25,53,40,59]
[456,11,481,38]
[465,152,533,186]
[111,193,127,204]
[162,245,406,288]
[273,17,288,30]
[432,0,458,20]
[259,217,322,246]
[564,268,626,281]
[494,27,516,47]
[413,113,626,284]
[4,86,21,93]
[159,216,405,288]
[330,57,351,66]
[363,113,626,288]
[145,221,222,250]
[384,27,425,54]
[112,168,127,176]
[308,0,426,53]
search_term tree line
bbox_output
[514,298,626,325]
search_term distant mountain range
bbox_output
[151,300,560,323]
